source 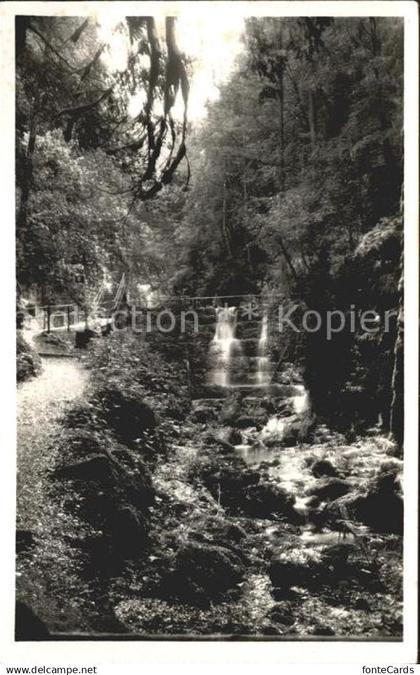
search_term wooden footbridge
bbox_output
[20,274,128,333]
[20,273,289,333]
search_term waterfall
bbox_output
[208,306,243,387]
[256,313,271,386]
[292,384,310,414]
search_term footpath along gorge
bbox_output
[16,299,403,637]
[15,15,404,638]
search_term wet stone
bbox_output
[307,477,351,501]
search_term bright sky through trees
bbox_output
[97,11,244,121]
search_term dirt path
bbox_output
[17,356,88,530]
[16,356,90,632]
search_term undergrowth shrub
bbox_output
[16,333,42,382]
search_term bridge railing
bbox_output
[19,292,292,332]
[126,293,289,310]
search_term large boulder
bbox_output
[280,421,302,447]
[198,449,260,499]
[54,454,115,481]
[349,467,403,534]
[218,393,244,424]
[54,451,154,560]
[159,540,246,606]
[262,414,308,448]
[39,332,69,348]
[240,482,301,522]
[311,459,340,479]
[278,363,303,385]
[94,384,156,442]
[269,547,323,590]
[56,424,145,467]
[310,624,335,636]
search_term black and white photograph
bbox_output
[1,0,418,666]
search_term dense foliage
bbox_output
[16,333,42,382]
[173,17,403,430]
[16,15,190,304]
[175,18,403,293]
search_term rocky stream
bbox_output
[15,315,403,638]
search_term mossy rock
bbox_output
[159,540,246,606]
[269,546,324,589]
[94,384,156,442]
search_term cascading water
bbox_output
[208,306,243,387]
[293,384,310,414]
[256,313,271,386]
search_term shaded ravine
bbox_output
[16,356,90,631]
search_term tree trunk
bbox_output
[278,59,285,192]
[389,147,404,454]
[277,234,301,288]
[275,32,286,193]
[220,178,232,257]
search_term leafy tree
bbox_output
[16,15,190,304]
